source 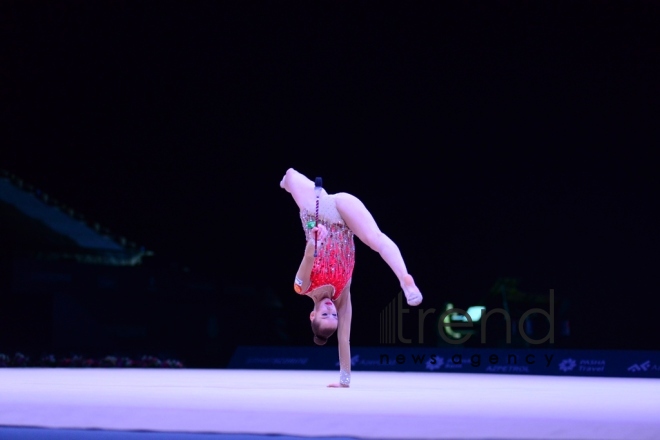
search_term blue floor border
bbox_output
[0,427,360,440]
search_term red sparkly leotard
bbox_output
[300,195,356,300]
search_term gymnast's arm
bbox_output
[293,240,315,294]
[293,225,327,294]
[329,286,352,388]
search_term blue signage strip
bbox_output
[229,346,660,378]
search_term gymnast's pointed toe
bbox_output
[402,274,423,306]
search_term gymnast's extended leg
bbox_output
[334,192,422,306]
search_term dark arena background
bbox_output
[1,2,659,439]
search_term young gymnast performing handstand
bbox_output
[280,168,423,388]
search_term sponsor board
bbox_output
[229,347,660,378]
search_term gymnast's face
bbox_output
[310,300,338,329]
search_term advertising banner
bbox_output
[229,346,660,378]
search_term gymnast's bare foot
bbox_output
[402,274,423,306]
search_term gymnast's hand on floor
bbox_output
[327,383,349,388]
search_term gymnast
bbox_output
[280,168,423,388]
